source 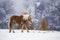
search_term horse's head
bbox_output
[22,11,29,15]
[22,11,32,23]
[28,15,32,22]
[22,12,29,20]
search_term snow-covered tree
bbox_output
[35,0,60,30]
[0,0,14,29]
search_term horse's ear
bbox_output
[22,11,29,15]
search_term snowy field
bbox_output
[0,29,60,40]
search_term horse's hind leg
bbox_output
[9,23,13,33]
[10,23,15,33]
[9,29,11,33]
[9,28,15,33]
[12,27,15,33]
[9,29,15,33]
[9,21,15,33]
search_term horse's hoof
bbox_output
[13,31,15,33]
[9,31,11,33]
[9,32,11,33]
[27,31,29,32]
[21,31,23,32]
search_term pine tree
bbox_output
[38,18,48,30]
[0,0,14,29]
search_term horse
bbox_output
[8,12,33,33]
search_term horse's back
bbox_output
[11,15,24,24]
[10,15,23,19]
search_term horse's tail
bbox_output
[8,20,13,33]
[8,20,12,29]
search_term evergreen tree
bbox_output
[38,17,48,30]
[0,0,14,29]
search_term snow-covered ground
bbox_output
[0,29,60,40]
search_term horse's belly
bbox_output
[15,21,21,24]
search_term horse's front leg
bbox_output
[21,24,24,32]
[25,24,29,32]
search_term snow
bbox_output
[0,29,60,40]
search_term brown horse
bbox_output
[8,12,33,33]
